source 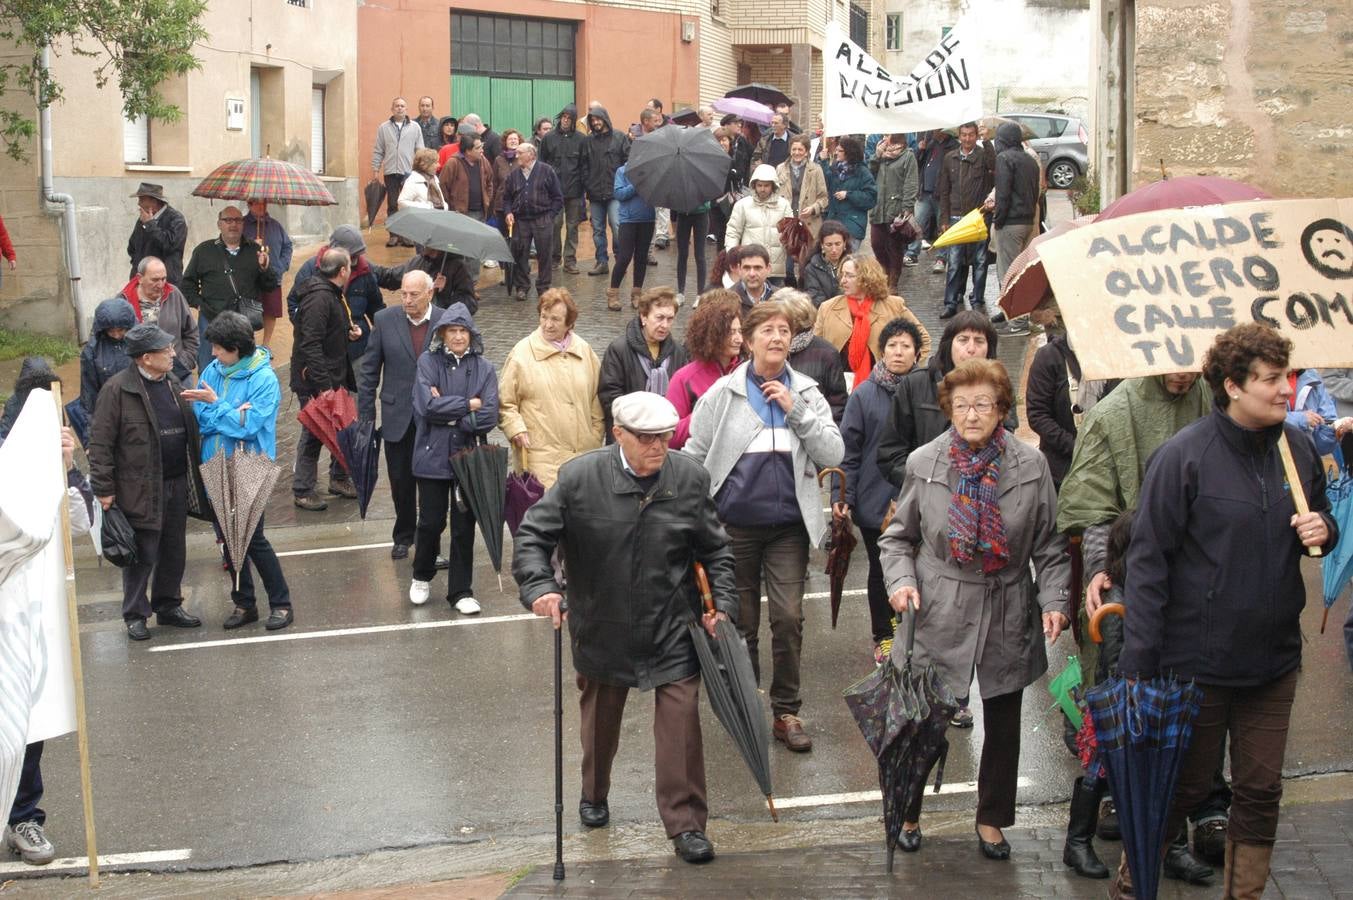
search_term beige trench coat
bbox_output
[814,294,932,367]
[776,160,829,238]
[498,327,604,488]
[879,430,1070,700]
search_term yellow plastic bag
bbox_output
[931,207,989,249]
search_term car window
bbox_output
[1011,116,1068,140]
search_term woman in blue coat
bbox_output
[409,303,499,613]
[821,136,878,243]
[608,163,657,311]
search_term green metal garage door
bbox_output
[451,13,576,139]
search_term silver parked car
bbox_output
[1006,114,1088,190]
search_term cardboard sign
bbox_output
[821,20,983,138]
[1038,198,1353,380]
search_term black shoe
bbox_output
[672,830,715,863]
[265,608,294,631]
[1063,777,1110,879]
[976,825,1010,861]
[939,307,958,320]
[223,607,260,630]
[898,826,922,853]
[390,543,409,560]
[126,618,150,641]
[579,799,609,828]
[434,555,449,570]
[1193,817,1227,866]
[157,606,202,628]
[1163,829,1214,884]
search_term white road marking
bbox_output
[0,847,192,875]
[275,541,393,558]
[774,778,1034,810]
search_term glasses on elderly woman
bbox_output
[952,398,996,417]
[624,428,675,445]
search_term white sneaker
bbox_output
[454,596,482,615]
[409,580,431,606]
[921,240,932,250]
[675,292,685,307]
[483,259,499,268]
[5,821,55,865]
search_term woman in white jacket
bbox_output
[724,163,792,282]
[397,148,446,211]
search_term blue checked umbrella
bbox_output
[1084,675,1202,900]
[1320,460,1353,633]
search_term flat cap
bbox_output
[123,323,175,357]
[612,392,678,434]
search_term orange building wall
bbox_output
[357,1,700,176]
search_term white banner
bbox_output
[822,19,983,137]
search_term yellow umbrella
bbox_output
[931,207,988,249]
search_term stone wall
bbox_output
[1134,0,1353,197]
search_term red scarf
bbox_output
[120,276,171,321]
[314,244,371,285]
[846,295,876,387]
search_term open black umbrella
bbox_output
[818,468,858,628]
[450,441,509,590]
[336,419,382,519]
[725,83,791,109]
[690,563,777,821]
[670,107,702,127]
[385,208,513,262]
[626,126,730,213]
[844,612,958,872]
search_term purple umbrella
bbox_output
[712,97,774,126]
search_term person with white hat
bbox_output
[723,164,793,286]
[514,391,737,864]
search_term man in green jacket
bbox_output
[181,206,280,372]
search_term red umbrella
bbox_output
[998,216,1097,318]
[817,467,858,629]
[297,388,357,475]
[1095,175,1270,221]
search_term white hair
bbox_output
[402,270,434,291]
[517,142,537,157]
[461,113,482,128]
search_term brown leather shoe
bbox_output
[630,287,643,309]
[562,261,579,274]
[773,714,812,752]
[606,287,622,311]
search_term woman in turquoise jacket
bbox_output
[821,136,878,242]
[184,310,293,631]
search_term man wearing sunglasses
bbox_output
[514,391,737,864]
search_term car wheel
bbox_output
[1048,159,1079,190]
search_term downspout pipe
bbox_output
[38,45,87,342]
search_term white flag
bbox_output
[822,19,984,137]
[0,388,77,822]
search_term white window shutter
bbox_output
[123,114,149,164]
[310,87,326,174]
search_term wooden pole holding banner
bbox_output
[1277,430,1322,560]
[51,384,100,887]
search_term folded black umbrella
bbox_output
[626,126,730,214]
[337,419,382,519]
[450,441,509,589]
[364,178,386,229]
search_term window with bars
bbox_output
[451,13,576,79]
[886,13,902,51]
[849,3,869,50]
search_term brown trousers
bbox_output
[578,673,707,838]
[1166,668,1298,846]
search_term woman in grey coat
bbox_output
[879,358,1070,860]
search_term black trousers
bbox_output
[858,526,892,643]
[228,514,291,610]
[385,419,418,547]
[122,473,188,621]
[511,215,555,297]
[674,211,709,296]
[8,742,43,825]
[412,477,477,601]
[384,173,407,218]
[610,222,655,290]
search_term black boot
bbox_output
[1063,778,1110,879]
[1163,826,1215,884]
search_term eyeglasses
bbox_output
[219,217,244,224]
[624,428,674,445]
[951,399,996,417]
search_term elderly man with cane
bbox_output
[514,392,737,864]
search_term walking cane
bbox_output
[553,598,568,881]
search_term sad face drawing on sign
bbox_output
[1302,218,1353,280]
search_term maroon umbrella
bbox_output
[297,387,357,476]
[998,216,1097,319]
[505,446,546,537]
[817,467,858,629]
[1096,175,1271,221]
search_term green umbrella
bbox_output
[385,208,513,262]
[1048,655,1084,725]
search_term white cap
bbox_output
[612,392,679,434]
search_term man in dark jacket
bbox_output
[359,270,445,559]
[581,106,630,276]
[127,183,188,286]
[88,324,205,640]
[379,246,479,314]
[910,130,957,270]
[540,104,587,274]
[502,143,563,302]
[936,122,995,318]
[290,248,361,511]
[182,205,280,371]
[288,225,388,361]
[79,297,137,415]
[514,391,737,864]
[1024,332,1082,488]
[991,122,1040,287]
[598,289,688,437]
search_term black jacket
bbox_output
[800,252,840,307]
[1025,336,1079,484]
[937,142,995,223]
[512,445,738,690]
[540,105,587,199]
[598,316,689,437]
[181,237,280,322]
[289,276,354,396]
[378,253,478,315]
[581,107,630,203]
[127,204,188,285]
[993,123,1040,228]
[1120,410,1337,685]
[789,336,848,424]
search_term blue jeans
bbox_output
[907,194,939,258]
[229,513,291,610]
[590,199,620,266]
[943,215,990,312]
[9,742,43,825]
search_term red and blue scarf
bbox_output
[946,427,1010,574]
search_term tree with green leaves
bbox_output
[0,0,207,161]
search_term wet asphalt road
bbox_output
[19,195,1353,881]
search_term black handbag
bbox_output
[100,504,138,568]
[222,251,264,331]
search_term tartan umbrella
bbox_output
[199,447,282,590]
[297,388,357,476]
[193,157,337,206]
